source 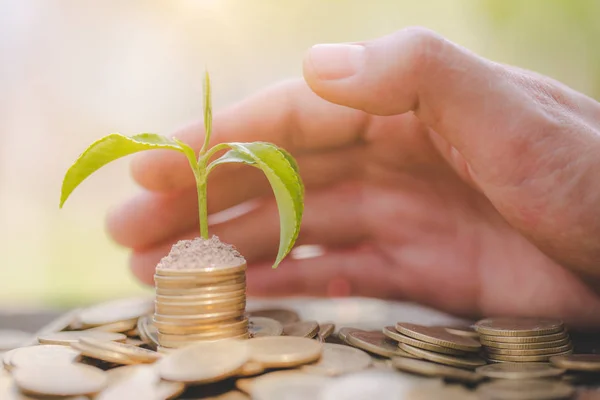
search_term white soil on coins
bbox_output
[157,236,245,270]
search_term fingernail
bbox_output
[307,44,365,80]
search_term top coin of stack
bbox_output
[152,237,250,349]
[473,317,573,363]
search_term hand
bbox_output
[106,27,600,330]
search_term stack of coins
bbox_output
[473,317,574,363]
[378,323,485,370]
[153,261,249,349]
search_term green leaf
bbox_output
[60,133,189,208]
[208,142,304,268]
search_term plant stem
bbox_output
[197,171,209,239]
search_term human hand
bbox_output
[106,27,600,330]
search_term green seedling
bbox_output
[60,71,304,269]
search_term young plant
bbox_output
[60,72,304,269]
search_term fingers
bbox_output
[130,79,368,192]
[108,146,364,249]
[246,244,400,298]
[129,183,367,285]
[303,27,600,280]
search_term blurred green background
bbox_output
[0,0,598,309]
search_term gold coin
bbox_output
[391,356,483,383]
[85,319,138,334]
[96,365,185,400]
[124,338,145,347]
[346,330,417,359]
[155,282,245,296]
[474,317,564,337]
[156,289,246,303]
[317,323,335,342]
[382,326,467,356]
[480,331,568,344]
[235,370,304,395]
[136,315,159,349]
[80,338,161,363]
[77,297,154,328]
[0,330,33,352]
[476,378,575,400]
[486,343,573,356]
[549,354,600,372]
[38,331,126,345]
[155,298,246,315]
[250,370,331,399]
[154,310,244,324]
[480,337,571,349]
[398,343,486,369]
[247,308,300,325]
[301,343,372,376]
[158,327,248,343]
[160,332,250,349]
[395,323,481,352]
[237,361,266,377]
[283,320,319,338]
[155,260,246,276]
[8,345,80,369]
[248,317,283,337]
[153,274,245,288]
[157,339,249,384]
[442,325,479,339]
[153,317,248,335]
[476,362,566,380]
[487,349,573,363]
[247,336,322,368]
[71,341,137,365]
[13,364,108,397]
[2,348,18,371]
[337,327,362,344]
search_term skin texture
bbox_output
[106,27,600,330]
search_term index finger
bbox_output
[131,79,367,192]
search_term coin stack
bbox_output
[152,238,250,349]
[473,317,574,363]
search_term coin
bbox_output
[443,325,479,339]
[487,349,573,363]
[247,308,300,325]
[136,315,159,349]
[346,330,417,359]
[247,336,322,368]
[395,323,481,352]
[77,297,153,328]
[481,331,568,344]
[8,345,81,369]
[154,317,248,335]
[13,364,108,397]
[248,317,283,337]
[480,337,571,349]
[85,319,138,333]
[238,361,266,377]
[97,365,185,400]
[476,378,575,400]
[398,343,486,369]
[549,354,600,372]
[391,356,483,383]
[317,323,335,342]
[337,327,363,344]
[158,328,248,346]
[158,339,249,384]
[476,363,566,380]
[156,261,247,276]
[80,338,161,363]
[283,320,319,338]
[383,326,468,356]
[0,330,33,351]
[153,274,245,288]
[155,282,246,296]
[301,343,372,376]
[485,343,573,356]
[71,341,136,365]
[156,289,246,303]
[155,298,246,315]
[250,370,331,400]
[38,331,126,345]
[474,317,564,337]
[154,310,245,325]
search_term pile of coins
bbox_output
[153,260,249,349]
[473,317,574,363]
[1,298,599,399]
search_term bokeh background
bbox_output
[1,0,599,309]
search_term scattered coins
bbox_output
[475,363,566,380]
[283,320,319,338]
[395,323,481,352]
[476,378,575,400]
[549,354,600,372]
[301,343,372,376]
[399,343,487,369]
[248,317,283,337]
[13,363,108,397]
[247,337,322,368]
[391,356,483,384]
[346,330,417,359]
[38,330,127,345]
